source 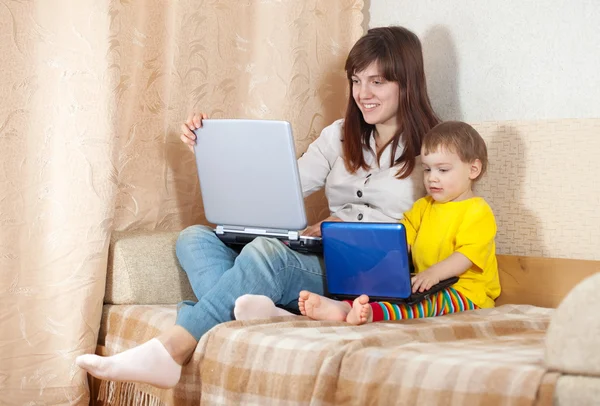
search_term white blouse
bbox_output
[297,119,425,223]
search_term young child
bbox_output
[296,121,501,325]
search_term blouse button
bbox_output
[357,213,363,221]
[356,190,363,198]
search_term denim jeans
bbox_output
[175,225,326,341]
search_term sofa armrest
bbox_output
[105,231,196,305]
[545,272,600,376]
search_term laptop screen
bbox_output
[321,222,412,299]
[193,119,307,231]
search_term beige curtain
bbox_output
[0,0,363,404]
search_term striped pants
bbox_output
[370,287,477,322]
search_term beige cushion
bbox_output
[545,272,600,376]
[105,231,195,305]
[554,376,600,406]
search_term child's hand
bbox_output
[411,269,441,293]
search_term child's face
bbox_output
[421,147,481,203]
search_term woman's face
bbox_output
[351,62,400,128]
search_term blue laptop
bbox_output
[321,222,458,305]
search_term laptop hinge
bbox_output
[216,225,300,240]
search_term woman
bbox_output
[76,26,439,388]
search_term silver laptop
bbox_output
[193,119,322,254]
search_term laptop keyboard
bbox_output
[215,231,322,254]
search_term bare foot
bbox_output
[346,294,372,325]
[298,290,351,321]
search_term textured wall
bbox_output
[369,1,600,260]
[369,0,600,122]
[474,119,600,260]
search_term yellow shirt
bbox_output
[401,196,501,308]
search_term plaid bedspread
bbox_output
[96,304,558,406]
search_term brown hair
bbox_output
[422,121,489,181]
[342,26,439,179]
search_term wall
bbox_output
[368,0,600,260]
[369,0,600,122]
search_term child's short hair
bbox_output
[422,121,488,181]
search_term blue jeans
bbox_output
[175,225,326,341]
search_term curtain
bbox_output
[0,0,364,404]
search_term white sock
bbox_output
[234,294,296,320]
[75,338,182,389]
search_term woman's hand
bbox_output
[411,268,441,293]
[180,112,208,152]
[301,216,342,237]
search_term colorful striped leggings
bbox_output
[369,287,477,321]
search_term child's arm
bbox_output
[411,253,472,293]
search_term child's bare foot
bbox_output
[346,295,372,325]
[298,290,351,321]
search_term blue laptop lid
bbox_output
[321,222,412,299]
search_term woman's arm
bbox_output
[297,120,343,197]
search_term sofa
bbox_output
[89,230,600,406]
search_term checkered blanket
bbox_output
[96,304,558,406]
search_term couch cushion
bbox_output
[554,375,600,406]
[96,304,556,406]
[105,231,195,305]
[545,272,600,376]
